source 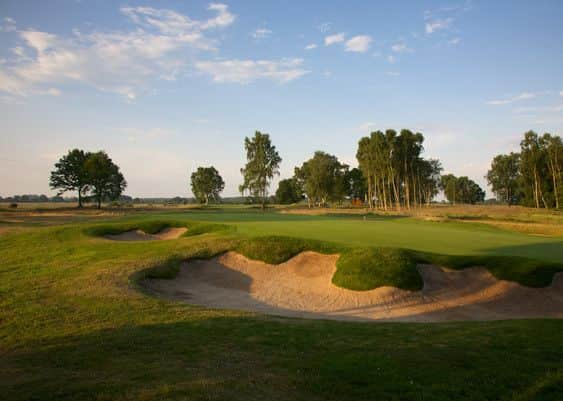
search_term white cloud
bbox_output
[387,55,396,64]
[195,58,310,84]
[486,92,537,105]
[202,3,236,29]
[345,35,372,53]
[323,71,332,78]
[386,71,400,77]
[324,33,345,46]
[305,43,317,50]
[560,91,563,96]
[391,42,411,53]
[425,18,453,34]
[1,17,16,32]
[0,4,236,99]
[448,37,461,45]
[251,27,272,39]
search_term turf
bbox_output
[1,209,563,401]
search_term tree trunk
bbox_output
[533,169,540,208]
[78,188,83,208]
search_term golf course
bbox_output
[2,1,563,400]
[1,205,562,400]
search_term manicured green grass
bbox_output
[2,209,563,401]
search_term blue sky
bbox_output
[1,0,562,197]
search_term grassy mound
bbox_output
[233,235,562,290]
[234,235,340,264]
[85,220,233,239]
[334,248,422,291]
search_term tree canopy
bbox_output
[356,129,442,209]
[486,153,520,205]
[239,131,282,210]
[487,131,562,209]
[49,149,91,207]
[85,151,127,209]
[294,151,348,207]
[190,166,225,204]
[50,149,126,209]
[440,174,485,204]
[275,178,303,204]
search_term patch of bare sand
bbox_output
[106,227,187,241]
[143,251,563,322]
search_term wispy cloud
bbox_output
[251,27,272,39]
[317,22,331,33]
[486,92,537,105]
[391,41,411,53]
[386,71,400,77]
[425,18,453,34]
[305,43,317,50]
[0,17,16,32]
[324,33,345,46]
[424,1,472,38]
[345,35,372,53]
[448,37,461,45]
[386,55,396,64]
[0,4,236,99]
[195,58,310,84]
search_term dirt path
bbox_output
[143,251,563,322]
[105,227,187,241]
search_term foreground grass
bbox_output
[1,212,563,400]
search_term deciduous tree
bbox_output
[84,151,127,209]
[49,149,91,207]
[190,166,225,204]
[239,131,282,210]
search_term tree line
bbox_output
[486,131,562,209]
[48,129,560,210]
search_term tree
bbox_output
[239,131,282,210]
[49,149,91,207]
[275,178,302,204]
[486,153,521,205]
[540,133,562,209]
[441,174,485,204]
[84,151,127,209]
[520,131,549,208]
[190,166,225,204]
[441,174,458,204]
[294,151,348,207]
[344,168,367,201]
[356,128,437,210]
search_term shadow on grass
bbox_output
[3,316,563,401]
[482,241,563,263]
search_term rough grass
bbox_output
[334,248,423,291]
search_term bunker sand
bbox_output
[144,251,563,322]
[106,227,187,241]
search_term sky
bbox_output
[1,0,562,198]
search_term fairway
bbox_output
[124,210,563,262]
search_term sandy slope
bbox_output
[105,227,187,241]
[143,251,563,322]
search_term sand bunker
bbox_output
[143,251,563,322]
[106,227,187,241]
